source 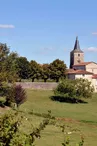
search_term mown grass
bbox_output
[18,89,97,146]
[0,89,97,145]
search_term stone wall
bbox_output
[16,82,58,90]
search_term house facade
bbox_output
[67,37,97,92]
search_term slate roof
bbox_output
[71,36,83,53]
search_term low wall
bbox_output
[16,82,58,90]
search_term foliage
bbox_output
[0,111,51,146]
[74,78,94,98]
[1,52,19,83]
[0,43,9,62]
[54,79,76,98]
[5,84,27,108]
[0,112,21,146]
[41,64,50,82]
[49,59,67,82]
[29,60,42,82]
[16,57,30,80]
[62,136,84,146]
[54,78,94,102]
[0,44,18,83]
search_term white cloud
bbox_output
[85,47,97,52]
[92,32,97,35]
[0,24,15,28]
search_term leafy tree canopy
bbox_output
[16,57,30,79]
[41,64,50,82]
[49,59,67,82]
[29,60,42,82]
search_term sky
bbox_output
[0,0,97,67]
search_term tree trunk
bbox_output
[56,78,59,82]
[32,78,34,82]
[44,78,47,82]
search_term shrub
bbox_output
[54,79,76,99]
[74,78,94,99]
[54,78,94,103]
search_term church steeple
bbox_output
[70,37,84,68]
[73,36,83,53]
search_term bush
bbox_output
[54,78,94,103]
[74,78,94,99]
[54,79,76,98]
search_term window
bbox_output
[82,74,85,77]
[78,54,80,56]
[78,60,80,63]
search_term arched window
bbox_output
[78,54,80,56]
[78,60,80,63]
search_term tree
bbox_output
[41,64,50,82]
[0,44,18,83]
[0,52,19,82]
[0,43,9,62]
[5,84,27,108]
[29,60,41,82]
[16,57,30,80]
[49,59,67,82]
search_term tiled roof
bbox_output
[92,74,97,79]
[66,69,93,75]
[73,62,92,66]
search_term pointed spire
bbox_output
[73,36,83,53]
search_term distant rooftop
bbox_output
[73,62,92,66]
[92,74,97,79]
[66,69,93,75]
[73,61,97,67]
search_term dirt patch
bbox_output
[0,106,10,113]
[56,117,80,124]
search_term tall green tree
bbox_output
[1,52,19,82]
[16,57,30,80]
[49,59,67,82]
[41,64,50,82]
[0,43,9,61]
[0,44,18,83]
[29,60,41,82]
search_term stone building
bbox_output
[67,37,97,92]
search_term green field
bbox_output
[18,89,97,146]
[1,89,97,145]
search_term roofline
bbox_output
[68,72,93,75]
[73,61,97,67]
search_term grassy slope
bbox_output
[20,89,97,122]
[18,89,97,146]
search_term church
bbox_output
[67,37,97,92]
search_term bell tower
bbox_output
[70,36,84,68]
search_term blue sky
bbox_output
[0,0,97,67]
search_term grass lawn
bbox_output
[1,89,97,145]
[19,89,97,146]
